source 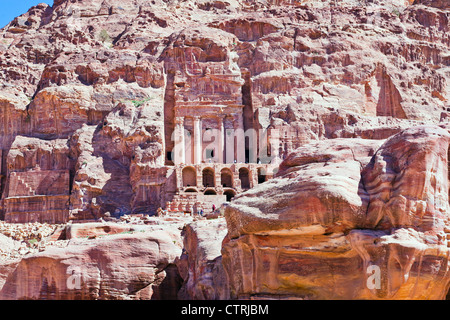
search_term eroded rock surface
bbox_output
[0,0,448,300]
[0,0,448,222]
[177,218,229,300]
[222,125,450,299]
[0,219,186,300]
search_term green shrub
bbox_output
[99,29,112,43]
[131,97,153,107]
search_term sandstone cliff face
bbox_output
[0,0,448,300]
[0,0,448,221]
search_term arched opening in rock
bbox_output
[151,264,183,300]
[204,189,217,195]
[182,166,197,187]
[257,167,267,184]
[185,188,197,193]
[239,167,250,189]
[202,167,215,187]
[224,189,236,202]
[221,168,233,188]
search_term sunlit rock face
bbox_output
[177,218,230,300]
[0,0,448,300]
[222,125,450,300]
[0,0,448,221]
[0,221,185,300]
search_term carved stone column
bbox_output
[235,113,245,163]
[269,128,281,165]
[193,116,202,164]
[218,116,225,163]
[173,117,185,165]
[250,127,258,164]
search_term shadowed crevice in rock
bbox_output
[151,264,184,300]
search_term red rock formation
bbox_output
[177,218,229,299]
[3,137,72,223]
[222,125,450,299]
[0,0,448,300]
[413,0,449,9]
[0,222,184,300]
[0,0,447,220]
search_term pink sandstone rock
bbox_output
[0,223,183,300]
[222,125,450,299]
[0,0,448,300]
[177,218,229,299]
[0,0,447,220]
[3,136,71,223]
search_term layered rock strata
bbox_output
[0,0,448,222]
[222,125,450,299]
[0,0,448,301]
[0,218,188,300]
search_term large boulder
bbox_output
[0,222,184,300]
[222,125,450,299]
